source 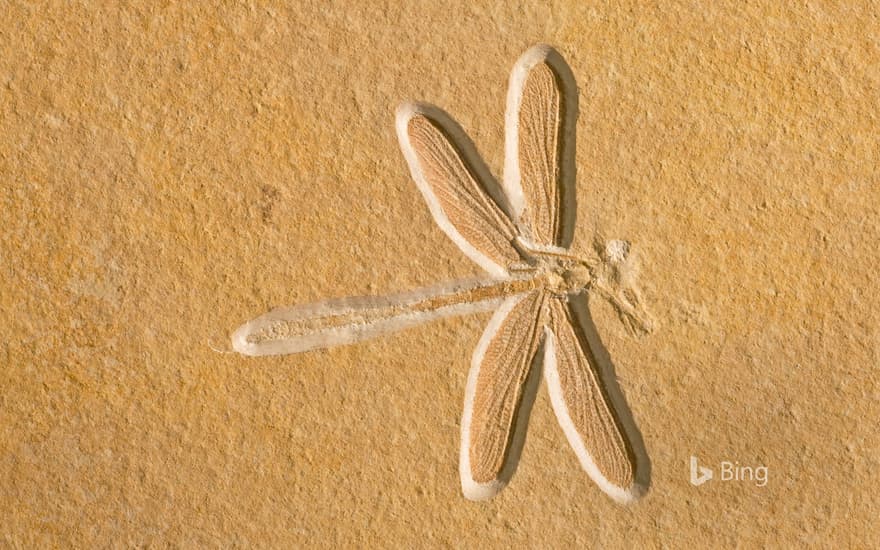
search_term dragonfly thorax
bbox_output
[561,263,593,289]
[512,240,599,295]
[539,261,592,295]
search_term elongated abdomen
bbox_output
[232,276,542,356]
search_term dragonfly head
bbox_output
[591,238,631,281]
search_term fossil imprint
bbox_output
[232,45,653,503]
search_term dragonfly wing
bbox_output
[503,44,577,249]
[460,290,546,500]
[396,103,522,278]
[544,295,644,504]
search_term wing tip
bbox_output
[512,43,570,79]
[394,100,447,174]
[603,479,648,506]
[460,473,507,501]
[395,99,418,127]
[518,43,558,66]
[395,101,439,136]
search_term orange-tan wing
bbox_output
[503,44,577,249]
[397,103,522,278]
[544,296,644,504]
[460,290,546,500]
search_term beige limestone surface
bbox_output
[2,1,878,547]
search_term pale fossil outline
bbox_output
[232,44,653,504]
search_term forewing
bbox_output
[397,103,522,278]
[544,296,644,504]
[503,44,577,249]
[460,291,546,500]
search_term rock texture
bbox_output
[2,2,878,547]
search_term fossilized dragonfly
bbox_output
[232,44,653,504]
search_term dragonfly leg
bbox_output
[590,280,654,335]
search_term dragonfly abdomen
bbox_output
[232,274,546,356]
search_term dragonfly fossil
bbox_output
[232,44,653,504]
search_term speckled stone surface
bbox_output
[2,2,878,547]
